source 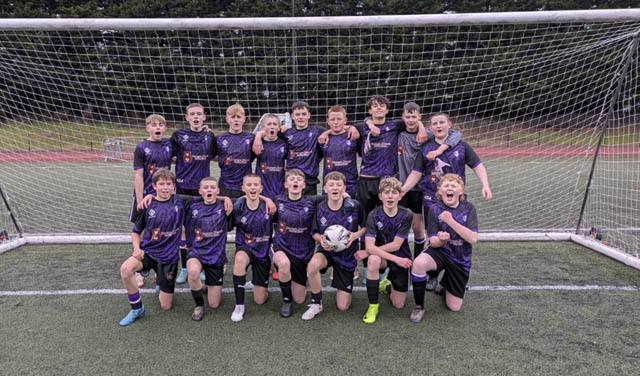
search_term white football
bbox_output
[323,224,350,252]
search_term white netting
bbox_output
[0,13,638,256]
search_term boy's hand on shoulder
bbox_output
[317,129,330,145]
[416,122,428,143]
[138,194,154,209]
[221,196,233,215]
[261,196,277,214]
[365,119,380,136]
[202,125,211,133]
[354,250,368,261]
[346,125,360,141]
[252,131,265,154]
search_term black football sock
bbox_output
[366,279,379,304]
[233,274,246,305]
[427,270,438,281]
[411,272,428,307]
[180,248,188,269]
[191,289,204,307]
[280,280,292,303]
[311,292,322,305]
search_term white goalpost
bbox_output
[0,10,639,269]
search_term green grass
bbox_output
[1,242,639,375]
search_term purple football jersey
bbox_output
[184,200,229,266]
[256,138,288,199]
[216,132,255,191]
[133,138,173,195]
[232,198,274,263]
[364,205,413,259]
[170,129,217,190]
[133,195,185,264]
[320,132,360,195]
[427,201,478,271]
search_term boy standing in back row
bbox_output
[171,103,218,284]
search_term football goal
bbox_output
[0,10,638,269]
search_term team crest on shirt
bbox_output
[289,149,295,159]
[280,146,285,153]
[183,151,192,163]
[244,232,255,244]
[165,146,170,153]
[195,228,203,242]
[148,163,157,176]
[174,206,179,213]
[398,144,404,156]
[385,126,390,132]
[320,217,327,226]
[278,221,287,234]
[245,139,250,144]
[222,139,228,148]
[217,209,222,215]
[325,158,333,169]
[347,215,353,223]
[224,156,233,165]
[148,209,156,218]
[182,135,189,141]
[264,213,269,220]
[308,132,313,138]
[376,221,384,229]
[346,140,351,146]
[240,216,247,224]
[454,151,459,159]
[278,204,284,211]
[144,147,151,155]
[192,209,198,218]
[463,215,467,222]
[151,228,161,241]
[260,163,267,174]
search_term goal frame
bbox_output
[0,10,639,270]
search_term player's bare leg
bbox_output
[273,251,294,317]
[187,258,205,320]
[409,252,438,323]
[120,257,143,294]
[302,253,327,320]
[119,257,146,326]
[336,290,352,311]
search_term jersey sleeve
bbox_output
[393,119,406,134]
[310,210,321,236]
[170,132,180,157]
[412,147,426,173]
[355,200,366,228]
[133,209,146,234]
[464,142,482,168]
[364,211,377,238]
[466,203,479,232]
[308,194,326,206]
[133,145,145,170]
[426,206,439,237]
[444,129,462,148]
[210,134,218,158]
[396,211,412,238]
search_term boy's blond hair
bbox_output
[226,103,245,117]
[152,168,175,184]
[243,173,262,185]
[324,171,346,185]
[378,177,402,193]
[435,173,466,202]
[145,114,166,126]
[285,168,305,180]
[200,176,218,186]
[366,95,390,110]
[430,112,450,122]
[327,105,346,117]
[186,103,205,112]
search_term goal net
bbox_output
[0,11,638,262]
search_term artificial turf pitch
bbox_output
[1,241,639,375]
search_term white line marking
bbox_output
[1,285,638,296]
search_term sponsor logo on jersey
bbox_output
[224,156,233,165]
[278,221,287,234]
[195,228,203,242]
[244,232,254,244]
[289,149,295,160]
[148,163,157,176]
[183,151,192,163]
[325,157,333,170]
[260,162,267,174]
[398,144,404,157]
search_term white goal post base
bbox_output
[3,232,639,271]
